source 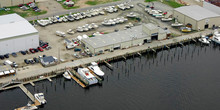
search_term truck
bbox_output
[4,60,18,68]
[66,44,77,50]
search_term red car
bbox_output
[27,2,32,5]
[18,4,24,7]
[37,47,44,52]
[29,48,35,53]
[42,44,48,48]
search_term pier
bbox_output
[19,84,35,102]
[103,60,113,69]
[69,70,87,88]
[0,29,213,90]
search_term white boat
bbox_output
[77,68,98,85]
[67,29,74,35]
[21,102,38,110]
[198,37,210,44]
[161,18,172,22]
[212,32,220,44]
[88,62,105,77]
[127,12,137,18]
[171,19,183,27]
[63,70,71,79]
[34,93,46,105]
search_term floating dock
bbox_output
[15,84,41,110]
[69,70,87,88]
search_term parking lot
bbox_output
[0,1,184,72]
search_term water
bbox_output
[0,43,220,110]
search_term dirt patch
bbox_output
[76,0,90,8]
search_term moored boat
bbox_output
[34,93,47,105]
[88,62,105,77]
[63,70,71,80]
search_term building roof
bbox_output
[41,56,55,63]
[82,25,150,49]
[174,5,220,21]
[143,23,159,30]
[0,13,38,40]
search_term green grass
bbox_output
[0,5,47,17]
[57,0,80,9]
[163,0,183,8]
[145,0,157,2]
[86,0,120,6]
[145,0,183,8]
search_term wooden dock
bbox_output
[15,84,41,110]
[69,70,87,88]
[104,60,113,69]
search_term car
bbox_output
[37,47,44,52]
[29,48,35,53]
[18,4,24,7]
[42,44,48,48]
[24,59,29,64]
[34,48,39,53]
[4,54,9,58]
[20,51,26,55]
[0,55,4,60]
[11,52,17,57]
[25,50,30,54]
[43,55,46,57]
[29,59,35,64]
[33,57,39,63]
[45,46,51,50]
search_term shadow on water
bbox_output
[0,42,220,110]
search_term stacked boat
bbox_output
[171,19,183,27]
[102,17,128,26]
[37,19,50,27]
[77,23,99,32]
[126,12,137,18]
[104,6,118,13]
[117,2,134,10]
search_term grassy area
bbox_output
[57,0,80,9]
[163,0,183,8]
[86,0,120,6]
[145,0,157,2]
[145,0,183,8]
[0,5,47,17]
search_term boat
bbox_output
[21,102,38,110]
[88,62,105,77]
[77,68,98,85]
[161,17,172,22]
[171,19,183,27]
[67,29,74,35]
[212,31,220,44]
[180,27,191,33]
[63,70,71,80]
[34,93,47,105]
[127,12,137,18]
[198,36,210,44]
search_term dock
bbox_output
[15,84,41,110]
[104,60,113,69]
[69,70,87,88]
[30,82,35,86]
[47,77,52,82]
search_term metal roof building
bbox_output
[173,5,220,30]
[0,13,39,55]
[82,23,170,54]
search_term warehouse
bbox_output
[173,5,220,30]
[0,13,39,55]
[82,23,170,54]
[0,0,34,7]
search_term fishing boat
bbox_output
[77,68,98,85]
[88,62,105,77]
[198,36,210,44]
[34,93,47,105]
[63,70,71,80]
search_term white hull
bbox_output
[63,71,71,79]
[34,93,47,105]
[88,62,105,77]
[198,38,210,44]
[77,68,98,85]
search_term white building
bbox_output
[0,13,39,55]
[82,23,170,54]
[173,5,220,30]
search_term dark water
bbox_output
[1,43,220,110]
